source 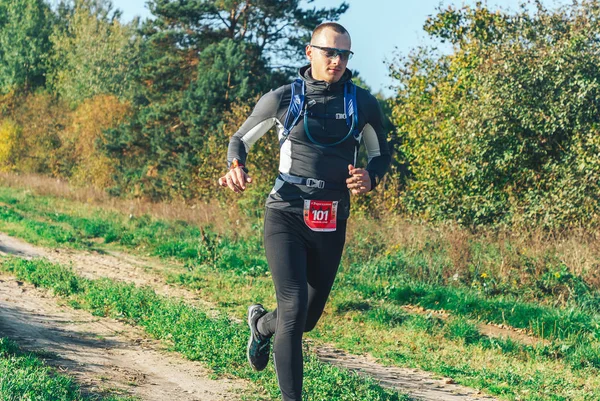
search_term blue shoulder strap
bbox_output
[280,79,305,147]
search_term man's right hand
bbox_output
[218,167,253,193]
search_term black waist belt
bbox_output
[278,173,346,191]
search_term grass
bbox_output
[345,258,600,341]
[2,185,600,318]
[2,185,599,343]
[173,263,600,391]
[0,337,136,401]
[0,188,268,275]
[2,176,600,308]
[2,181,600,399]
[3,255,600,400]
[0,256,409,401]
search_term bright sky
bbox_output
[112,0,572,97]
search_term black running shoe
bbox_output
[247,304,271,371]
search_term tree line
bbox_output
[1,0,599,230]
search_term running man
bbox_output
[218,22,391,401]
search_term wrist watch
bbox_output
[230,159,248,173]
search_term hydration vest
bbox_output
[277,78,361,191]
[280,78,360,147]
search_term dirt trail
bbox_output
[0,276,246,401]
[0,232,499,401]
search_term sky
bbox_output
[111,0,573,96]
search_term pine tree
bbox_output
[104,0,348,200]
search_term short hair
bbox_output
[311,22,350,40]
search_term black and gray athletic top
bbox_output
[227,65,391,219]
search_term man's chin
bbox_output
[325,70,343,83]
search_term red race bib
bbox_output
[303,200,338,232]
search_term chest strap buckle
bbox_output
[306,178,325,189]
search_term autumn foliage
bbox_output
[2,0,600,230]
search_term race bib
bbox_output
[303,200,338,232]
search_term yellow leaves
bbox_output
[1,93,130,190]
[65,95,132,189]
[0,119,21,171]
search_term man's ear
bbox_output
[305,44,312,61]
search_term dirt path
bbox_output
[0,232,499,401]
[0,276,246,401]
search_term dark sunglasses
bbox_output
[309,44,354,61]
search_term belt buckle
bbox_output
[306,178,325,189]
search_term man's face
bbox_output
[306,28,352,84]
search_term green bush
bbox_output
[389,1,600,229]
[48,0,140,106]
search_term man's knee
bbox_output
[278,299,308,327]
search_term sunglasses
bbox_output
[309,44,354,61]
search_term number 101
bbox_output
[312,210,329,221]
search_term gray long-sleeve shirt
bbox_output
[227,65,391,219]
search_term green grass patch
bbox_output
[169,262,600,399]
[4,256,600,400]
[346,253,600,342]
[0,337,135,401]
[0,188,269,276]
[3,185,600,399]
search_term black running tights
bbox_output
[256,207,347,401]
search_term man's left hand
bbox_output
[346,164,371,195]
